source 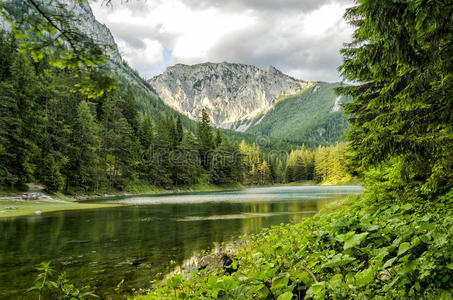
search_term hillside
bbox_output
[150,63,349,144]
[242,82,349,144]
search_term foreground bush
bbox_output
[139,193,452,299]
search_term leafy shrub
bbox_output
[27,262,97,300]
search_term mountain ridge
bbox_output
[150,62,349,143]
[150,62,316,129]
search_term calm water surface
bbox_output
[0,185,362,299]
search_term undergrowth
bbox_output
[138,192,453,299]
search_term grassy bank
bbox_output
[77,182,246,202]
[0,189,122,218]
[0,199,120,218]
[0,182,246,218]
[138,191,452,299]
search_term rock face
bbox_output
[59,0,122,63]
[0,0,121,62]
[150,62,315,130]
[0,0,159,99]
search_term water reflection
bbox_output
[0,185,362,299]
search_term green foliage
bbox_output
[209,136,243,185]
[41,154,64,193]
[313,143,350,184]
[244,82,350,145]
[140,193,453,299]
[337,0,453,200]
[0,0,115,97]
[67,100,101,191]
[0,51,39,187]
[27,262,97,300]
[197,108,215,169]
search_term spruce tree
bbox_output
[260,161,271,184]
[0,52,40,188]
[154,114,173,186]
[138,114,157,182]
[121,86,140,133]
[337,0,453,199]
[41,154,64,193]
[175,115,183,145]
[197,108,214,169]
[67,101,101,191]
[174,133,200,185]
[102,96,140,189]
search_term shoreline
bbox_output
[0,180,361,219]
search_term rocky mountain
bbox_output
[150,63,349,143]
[150,63,315,129]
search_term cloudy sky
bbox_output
[91,0,354,82]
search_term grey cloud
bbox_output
[98,0,351,15]
[92,0,354,82]
[92,0,153,16]
[107,21,178,54]
[180,0,351,13]
[204,16,352,82]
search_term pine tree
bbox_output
[67,101,101,191]
[337,0,453,198]
[175,115,183,145]
[215,130,222,148]
[314,146,329,183]
[0,32,15,81]
[260,160,271,184]
[197,108,214,169]
[138,114,157,182]
[0,52,39,188]
[276,160,285,183]
[174,133,200,185]
[139,114,154,149]
[154,114,173,186]
[121,85,140,133]
[294,156,306,181]
[41,154,64,193]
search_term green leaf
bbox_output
[383,257,398,269]
[355,267,375,287]
[329,274,343,287]
[397,242,412,256]
[208,275,218,286]
[306,282,327,299]
[272,272,290,291]
[255,285,270,298]
[277,291,294,300]
[344,232,368,250]
[167,274,183,288]
[322,254,356,268]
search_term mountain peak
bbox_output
[265,65,278,73]
[150,62,315,129]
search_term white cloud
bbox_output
[91,0,353,81]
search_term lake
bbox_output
[0,185,362,299]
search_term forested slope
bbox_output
[243,82,349,144]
